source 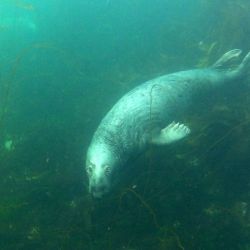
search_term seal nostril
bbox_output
[91,185,107,193]
[100,186,105,191]
[91,186,98,192]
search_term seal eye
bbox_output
[86,165,93,176]
[104,165,111,176]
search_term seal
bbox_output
[86,49,250,198]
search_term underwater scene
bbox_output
[1,0,250,249]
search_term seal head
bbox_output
[86,142,117,198]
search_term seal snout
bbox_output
[89,174,110,198]
[90,182,109,198]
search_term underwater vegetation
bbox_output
[1,0,250,249]
[2,0,35,11]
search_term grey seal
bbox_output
[86,49,250,198]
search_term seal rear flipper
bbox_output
[212,49,242,70]
[151,121,190,145]
[238,51,250,75]
[212,49,250,77]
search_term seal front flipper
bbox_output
[151,121,191,145]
